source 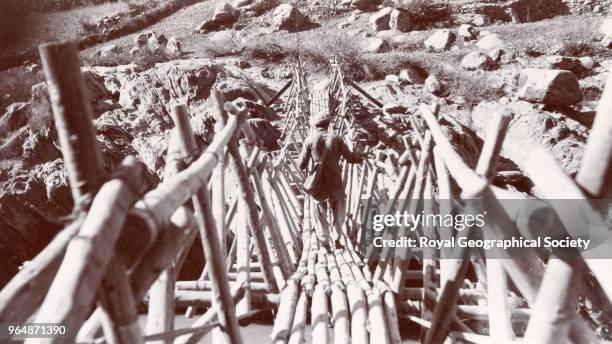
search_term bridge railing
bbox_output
[0,40,303,344]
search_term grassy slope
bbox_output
[1,1,609,112]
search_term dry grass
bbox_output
[0,2,132,58]
[489,15,607,57]
[82,48,173,68]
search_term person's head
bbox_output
[311,110,332,129]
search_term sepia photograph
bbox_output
[1,0,612,343]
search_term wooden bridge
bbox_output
[0,40,611,344]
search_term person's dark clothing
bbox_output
[298,128,363,201]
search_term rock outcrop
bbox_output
[0,59,281,287]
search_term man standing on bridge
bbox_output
[298,110,367,250]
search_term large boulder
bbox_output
[271,4,310,32]
[461,51,496,71]
[359,37,390,53]
[197,3,240,31]
[516,69,582,106]
[470,100,588,176]
[370,8,393,31]
[213,3,240,24]
[389,9,411,32]
[476,33,504,50]
[424,29,455,51]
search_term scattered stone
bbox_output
[425,75,443,95]
[399,67,424,84]
[338,22,350,29]
[370,7,393,31]
[385,74,399,83]
[24,63,39,73]
[272,4,309,31]
[602,36,612,49]
[471,14,489,26]
[424,29,456,51]
[359,37,390,53]
[92,44,120,58]
[134,31,155,47]
[389,9,411,32]
[234,59,251,69]
[476,34,504,50]
[579,56,595,70]
[458,24,479,41]
[129,47,140,56]
[147,34,168,53]
[546,55,587,75]
[461,51,496,71]
[516,69,582,106]
[166,37,182,55]
[383,103,407,114]
[488,47,514,64]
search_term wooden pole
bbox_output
[78,207,198,342]
[330,283,350,344]
[474,111,514,340]
[145,108,194,344]
[271,279,300,343]
[29,156,144,344]
[288,290,308,344]
[222,114,279,294]
[39,40,106,210]
[576,70,612,197]
[419,104,595,344]
[170,103,243,344]
[311,284,330,344]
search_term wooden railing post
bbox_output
[169,104,243,344]
[39,40,106,210]
[28,157,145,344]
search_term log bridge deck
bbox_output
[0,41,611,344]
